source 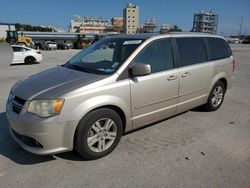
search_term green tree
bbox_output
[15,23,55,32]
[170,25,182,32]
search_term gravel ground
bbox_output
[0,45,249,188]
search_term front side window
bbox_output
[176,37,207,67]
[132,39,174,73]
[66,38,144,75]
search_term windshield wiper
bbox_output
[65,63,93,73]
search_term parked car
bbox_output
[34,42,45,50]
[45,41,57,50]
[11,45,42,64]
[57,42,72,50]
[242,36,250,44]
[7,33,235,160]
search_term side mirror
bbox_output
[130,63,151,77]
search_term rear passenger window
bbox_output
[207,38,232,60]
[133,39,174,73]
[12,47,22,52]
[176,37,207,67]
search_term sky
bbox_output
[0,0,249,35]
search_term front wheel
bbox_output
[75,108,123,160]
[203,81,225,111]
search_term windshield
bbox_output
[66,37,144,75]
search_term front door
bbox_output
[130,38,179,128]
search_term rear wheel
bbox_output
[203,81,225,111]
[24,56,36,64]
[75,108,123,160]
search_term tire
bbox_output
[203,81,225,111]
[24,56,36,64]
[75,108,123,160]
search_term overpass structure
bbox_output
[17,31,106,42]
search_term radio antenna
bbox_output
[56,46,59,67]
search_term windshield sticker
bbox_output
[123,40,142,45]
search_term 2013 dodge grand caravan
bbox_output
[6,33,235,159]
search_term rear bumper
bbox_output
[227,76,234,91]
[36,55,43,62]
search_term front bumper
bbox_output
[6,103,77,155]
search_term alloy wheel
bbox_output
[87,118,117,153]
[211,86,223,107]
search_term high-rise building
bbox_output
[192,10,218,34]
[143,18,157,33]
[111,17,123,33]
[160,24,171,33]
[123,3,139,34]
[112,17,123,27]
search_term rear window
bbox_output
[176,37,207,67]
[206,37,232,60]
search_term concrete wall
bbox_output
[0,24,15,39]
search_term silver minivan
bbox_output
[6,33,235,159]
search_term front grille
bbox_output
[14,96,26,105]
[10,95,26,114]
[12,129,43,148]
[12,103,22,113]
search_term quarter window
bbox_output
[176,37,207,67]
[206,37,232,60]
[22,48,30,52]
[133,39,174,73]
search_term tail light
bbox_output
[36,51,41,54]
[232,58,236,73]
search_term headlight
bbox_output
[27,99,64,118]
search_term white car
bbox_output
[45,41,57,50]
[11,45,43,64]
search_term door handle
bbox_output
[167,75,178,81]
[181,72,190,77]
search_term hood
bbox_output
[12,66,107,100]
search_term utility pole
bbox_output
[239,16,243,36]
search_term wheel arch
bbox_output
[210,73,228,92]
[72,104,127,151]
[64,95,131,149]
[218,78,227,90]
[84,105,127,133]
